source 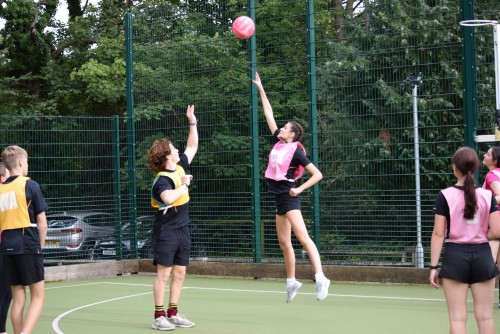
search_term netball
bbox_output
[232,16,255,39]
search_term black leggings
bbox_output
[0,256,12,332]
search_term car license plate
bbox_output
[44,240,59,246]
[103,249,116,256]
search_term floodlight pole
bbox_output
[405,73,424,269]
[494,24,500,143]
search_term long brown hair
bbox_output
[452,147,478,220]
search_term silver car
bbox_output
[43,211,117,260]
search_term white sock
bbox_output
[315,271,326,281]
[286,277,296,285]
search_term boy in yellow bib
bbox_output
[147,105,198,331]
[0,146,48,334]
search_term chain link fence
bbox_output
[2,0,499,268]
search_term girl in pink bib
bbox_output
[430,147,500,333]
[253,72,330,303]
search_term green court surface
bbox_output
[8,274,500,334]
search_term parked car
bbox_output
[95,215,153,259]
[43,211,117,260]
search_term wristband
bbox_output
[189,121,197,126]
[429,265,439,270]
[182,183,189,188]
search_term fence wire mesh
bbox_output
[1,0,499,268]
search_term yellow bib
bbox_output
[0,176,31,230]
[150,166,190,209]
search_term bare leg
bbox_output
[497,245,500,306]
[442,278,469,334]
[168,265,186,305]
[471,278,496,334]
[153,265,172,308]
[286,209,322,274]
[275,214,295,278]
[19,281,44,334]
[10,285,25,334]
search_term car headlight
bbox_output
[137,239,148,249]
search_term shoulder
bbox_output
[26,179,40,187]
[476,186,492,197]
[179,154,189,169]
[293,144,309,161]
[486,169,500,181]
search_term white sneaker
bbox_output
[152,316,175,331]
[286,280,303,303]
[167,313,195,328]
[315,277,330,301]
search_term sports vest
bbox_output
[265,141,305,182]
[150,166,190,213]
[0,176,31,230]
[441,186,492,244]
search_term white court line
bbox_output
[52,291,152,334]
[51,281,449,333]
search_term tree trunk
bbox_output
[333,0,343,40]
[364,0,370,28]
[346,0,354,18]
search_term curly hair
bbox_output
[147,139,172,173]
[288,121,304,142]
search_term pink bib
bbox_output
[441,186,492,244]
[265,141,305,181]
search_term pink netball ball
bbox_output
[232,16,255,39]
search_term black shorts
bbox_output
[3,254,44,286]
[152,225,191,267]
[275,193,302,216]
[439,243,499,284]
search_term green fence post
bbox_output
[306,0,321,250]
[112,116,125,259]
[125,11,138,252]
[249,0,261,263]
[460,0,478,151]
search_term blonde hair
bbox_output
[0,162,7,178]
[1,145,28,170]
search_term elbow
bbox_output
[163,199,174,206]
[431,232,444,241]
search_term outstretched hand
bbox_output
[186,105,196,123]
[252,72,263,89]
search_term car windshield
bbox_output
[48,217,77,228]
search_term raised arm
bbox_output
[184,105,198,164]
[252,72,278,134]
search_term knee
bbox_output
[278,239,293,250]
[296,234,314,247]
[474,311,493,324]
[156,271,171,284]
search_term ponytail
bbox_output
[451,147,479,220]
[462,170,477,220]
